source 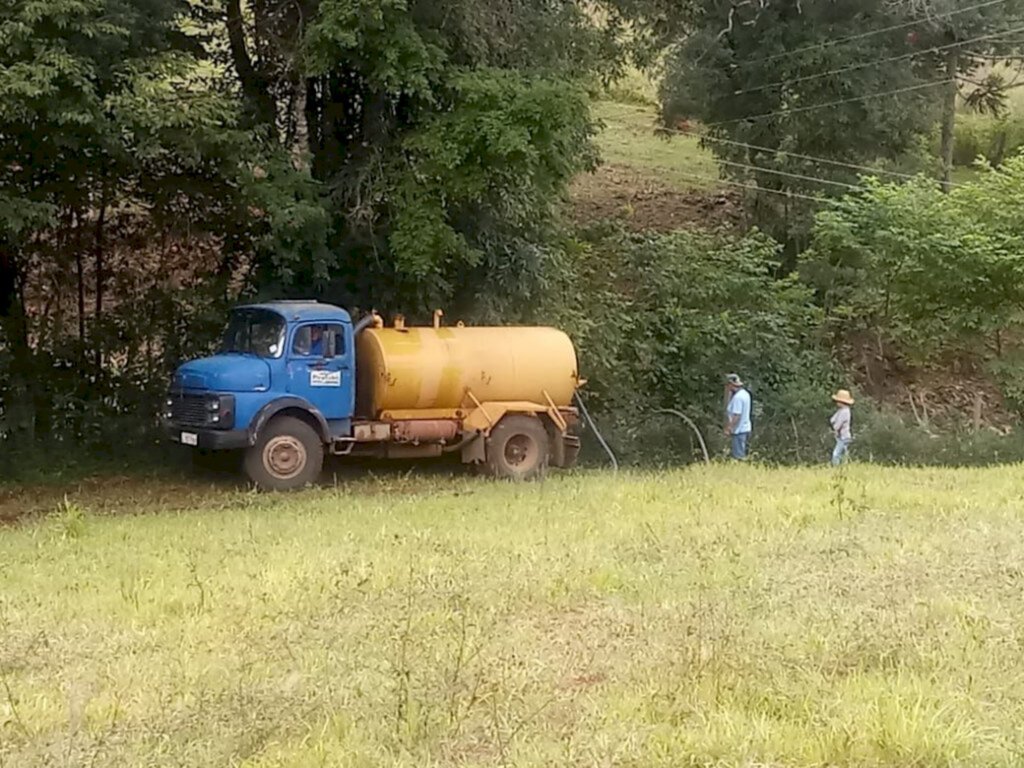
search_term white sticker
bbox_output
[181,432,198,446]
[310,370,342,387]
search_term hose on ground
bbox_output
[646,409,711,465]
[574,391,618,472]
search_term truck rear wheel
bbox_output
[244,416,324,491]
[485,415,549,480]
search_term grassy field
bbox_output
[591,101,719,190]
[4,465,1024,766]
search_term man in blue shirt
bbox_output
[294,325,326,357]
[724,373,752,460]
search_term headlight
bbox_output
[207,395,235,429]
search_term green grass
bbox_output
[592,101,720,190]
[5,465,1024,765]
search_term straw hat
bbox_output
[832,389,855,405]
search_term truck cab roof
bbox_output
[234,301,352,324]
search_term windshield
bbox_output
[220,309,285,358]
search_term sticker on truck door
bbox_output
[310,370,342,387]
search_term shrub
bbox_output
[549,226,841,464]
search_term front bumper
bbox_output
[165,424,251,451]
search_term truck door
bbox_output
[286,322,353,422]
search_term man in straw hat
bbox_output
[724,373,752,460]
[829,389,855,466]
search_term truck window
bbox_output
[221,309,286,358]
[292,324,345,358]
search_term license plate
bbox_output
[181,432,198,446]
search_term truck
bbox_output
[163,301,583,490]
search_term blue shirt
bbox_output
[728,388,752,435]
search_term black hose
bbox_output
[353,312,378,336]
[574,392,618,472]
[647,409,711,465]
[443,432,481,453]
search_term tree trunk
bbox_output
[0,246,35,442]
[940,48,959,193]
[226,0,278,129]
[93,187,109,372]
[291,75,311,173]
[75,214,86,353]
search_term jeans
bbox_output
[832,437,851,466]
[731,432,750,460]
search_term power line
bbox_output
[660,126,938,183]
[672,169,833,204]
[706,78,953,127]
[735,24,1024,96]
[709,157,870,191]
[750,0,1009,65]
[609,101,945,184]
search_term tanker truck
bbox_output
[163,301,583,490]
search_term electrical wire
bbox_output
[705,77,953,127]
[612,101,935,183]
[662,126,932,183]
[750,0,1010,65]
[669,169,834,204]
[708,157,873,191]
[735,24,1024,96]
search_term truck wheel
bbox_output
[244,416,324,491]
[485,415,550,480]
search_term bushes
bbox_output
[549,226,842,465]
[803,161,1024,365]
[952,113,1024,169]
[851,408,1024,467]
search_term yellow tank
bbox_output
[356,325,580,417]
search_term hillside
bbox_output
[571,102,741,232]
[573,96,1020,432]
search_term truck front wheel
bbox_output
[485,415,550,480]
[244,416,324,491]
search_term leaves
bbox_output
[803,160,1024,363]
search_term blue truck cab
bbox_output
[165,301,362,488]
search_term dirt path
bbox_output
[569,164,741,232]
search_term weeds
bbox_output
[52,496,87,540]
[3,467,1024,766]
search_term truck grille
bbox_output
[168,394,208,427]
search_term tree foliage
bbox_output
[606,0,1024,241]
[803,157,1024,363]
[0,0,325,443]
[550,225,836,463]
[0,0,621,446]
[227,0,620,312]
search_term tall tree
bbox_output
[604,0,1024,245]
[0,0,324,440]
[895,0,1024,190]
[220,0,622,316]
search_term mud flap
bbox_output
[550,432,581,468]
[461,432,486,465]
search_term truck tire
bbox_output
[485,415,550,480]
[244,416,324,491]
